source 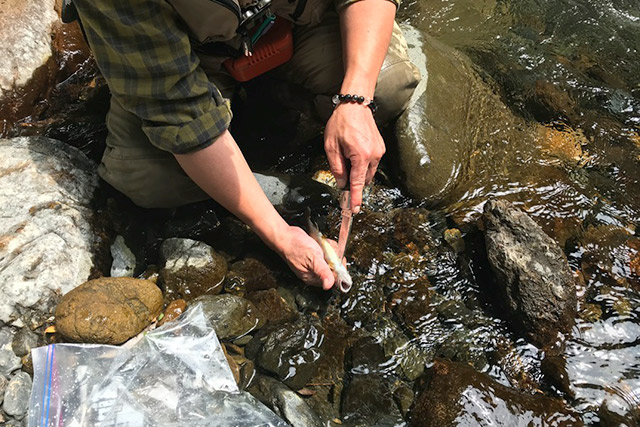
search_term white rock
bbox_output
[110,235,136,277]
[0,0,57,99]
[0,137,97,324]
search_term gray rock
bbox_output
[253,172,334,211]
[248,375,323,427]
[11,329,40,358]
[3,371,32,418]
[342,374,403,426]
[246,318,324,390]
[160,238,227,300]
[110,235,136,277]
[394,25,539,203]
[0,0,57,101]
[371,317,427,381]
[0,329,15,350]
[193,294,265,340]
[0,375,8,405]
[0,350,21,376]
[0,137,97,324]
[483,199,577,347]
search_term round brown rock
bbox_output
[55,277,163,345]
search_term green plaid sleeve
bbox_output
[74,0,232,154]
[336,0,399,12]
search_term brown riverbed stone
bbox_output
[411,359,583,426]
[157,299,186,327]
[230,258,279,292]
[389,278,433,334]
[55,277,162,344]
[160,238,227,301]
[245,289,298,326]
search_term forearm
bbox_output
[339,0,396,97]
[174,130,288,250]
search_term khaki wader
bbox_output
[99,2,421,208]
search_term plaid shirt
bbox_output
[74,0,397,154]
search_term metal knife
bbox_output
[336,186,353,261]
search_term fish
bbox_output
[306,211,353,293]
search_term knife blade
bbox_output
[336,188,353,261]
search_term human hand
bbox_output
[324,102,385,213]
[275,225,336,290]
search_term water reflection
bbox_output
[393,0,640,423]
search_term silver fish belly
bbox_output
[307,219,353,293]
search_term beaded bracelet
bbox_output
[331,93,378,114]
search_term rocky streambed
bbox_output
[1,0,639,426]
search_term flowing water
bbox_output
[391,0,640,423]
[14,0,637,424]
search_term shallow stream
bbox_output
[393,0,640,423]
[9,0,639,424]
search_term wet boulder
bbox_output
[246,318,325,390]
[248,375,323,427]
[230,258,279,292]
[303,313,358,423]
[411,359,583,426]
[0,0,58,120]
[245,289,298,326]
[342,374,404,426]
[394,25,539,203]
[55,277,163,344]
[193,294,265,340]
[483,199,577,347]
[0,137,97,326]
[160,238,227,300]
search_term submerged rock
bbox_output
[160,238,227,300]
[247,318,325,390]
[342,374,404,426]
[483,199,577,347]
[193,294,265,340]
[411,359,583,426]
[303,313,357,423]
[55,277,162,344]
[245,289,298,326]
[248,375,323,427]
[230,258,279,292]
[0,137,97,325]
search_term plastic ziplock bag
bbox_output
[28,303,289,427]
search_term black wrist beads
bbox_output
[331,93,377,114]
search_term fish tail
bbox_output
[305,207,319,235]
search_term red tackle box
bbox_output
[224,17,294,82]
